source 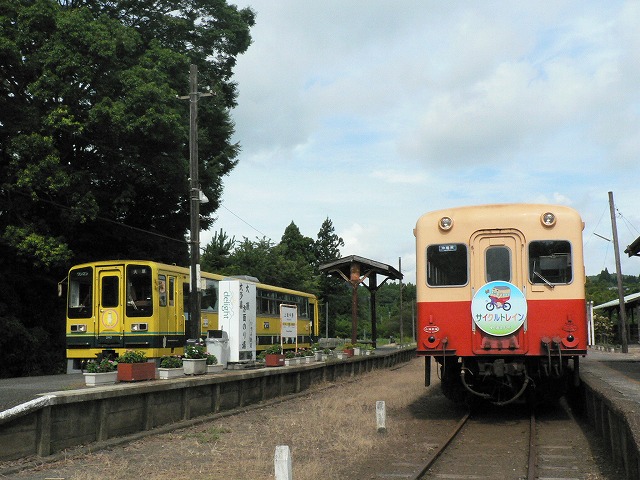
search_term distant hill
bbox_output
[586,268,640,306]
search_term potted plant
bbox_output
[321,348,332,361]
[206,353,223,373]
[84,358,118,386]
[116,350,156,382]
[183,343,207,375]
[303,348,314,363]
[264,344,285,367]
[343,343,354,357]
[284,350,296,366]
[353,343,363,356]
[158,355,184,379]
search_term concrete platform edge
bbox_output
[579,363,640,480]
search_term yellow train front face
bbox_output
[66,261,188,369]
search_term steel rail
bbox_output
[408,410,471,480]
[528,410,537,480]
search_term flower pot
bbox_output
[183,358,207,375]
[321,353,329,361]
[207,364,224,374]
[265,353,285,367]
[343,348,354,357]
[158,367,184,379]
[117,362,156,382]
[353,347,361,356]
[314,352,323,361]
[84,371,117,386]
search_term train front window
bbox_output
[126,265,153,317]
[529,240,572,284]
[427,244,468,286]
[486,246,511,282]
[68,267,92,318]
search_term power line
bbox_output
[4,190,187,245]
[221,204,269,238]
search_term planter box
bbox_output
[183,358,207,375]
[158,367,184,379]
[117,362,156,382]
[84,371,117,386]
[207,364,224,374]
[265,354,285,367]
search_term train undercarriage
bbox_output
[433,354,580,406]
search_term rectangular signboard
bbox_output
[219,280,256,362]
[280,304,297,347]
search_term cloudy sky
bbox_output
[204,1,640,285]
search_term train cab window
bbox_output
[427,244,468,286]
[529,241,572,284]
[68,267,92,318]
[485,246,511,282]
[126,265,153,317]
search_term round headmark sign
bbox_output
[471,281,527,336]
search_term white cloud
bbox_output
[211,0,640,285]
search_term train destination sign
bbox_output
[471,281,527,336]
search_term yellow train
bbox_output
[65,260,319,372]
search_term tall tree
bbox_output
[0,0,254,376]
[1,0,255,267]
[201,228,235,272]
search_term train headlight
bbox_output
[439,216,453,231]
[70,324,87,333]
[541,212,556,227]
[131,323,148,332]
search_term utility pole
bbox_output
[179,64,212,342]
[399,257,403,346]
[609,191,628,353]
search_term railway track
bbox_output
[377,399,619,480]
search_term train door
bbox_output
[470,230,528,354]
[96,265,125,347]
[157,273,179,348]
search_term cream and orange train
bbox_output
[65,260,319,372]
[415,204,588,405]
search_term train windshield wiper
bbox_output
[533,271,554,289]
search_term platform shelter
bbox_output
[319,255,403,347]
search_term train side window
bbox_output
[68,267,93,318]
[485,246,511,282]
[158,274,167,307]
[202,278,218,312]
[427,244,468,286]
[126,265,153,317]
[529,240,572,284]
[169,277,175,307]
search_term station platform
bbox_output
[579,344,640,480]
